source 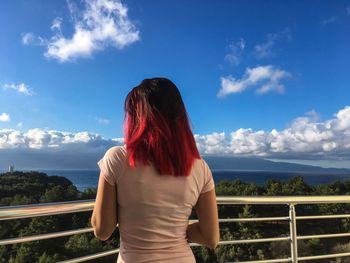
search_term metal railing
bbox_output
[1,196,350,262]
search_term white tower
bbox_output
[9,165,14,173]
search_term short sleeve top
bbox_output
[97,146,215,263]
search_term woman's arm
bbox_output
[186,188,220,249]
[91,173,118,241]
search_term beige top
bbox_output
[98,146,215,263]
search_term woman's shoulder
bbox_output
[104,145,127,158]
[193,157,214,194]
[98,146,127,185]
[193,157,211,170]
[190,158,212,179]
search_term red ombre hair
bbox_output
[124,78,200,176]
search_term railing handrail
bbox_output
[217,195,350,204]
[1,195,350,221]
[0,199,94,221]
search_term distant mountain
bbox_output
[1,148,349,174]
[203,156,350,174]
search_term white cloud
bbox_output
[22,33,46,46]
[218,65,291,97]
[23,0,140,62]
[0,113,10,122]
[50,17,63,32]
[347,7,350,15]
[17,122,23,128]
[327,106,350,131]
[254,28,291,58]
[3,83,33,96]
[224,38,245,66]
[255,40,274,59]
[22,33,34,45]
[112,137,124,144]
[97,118,110,125]
[322,16,337,25]
[195,105,350,160]
[0,128,123,150]
[195,132,229,154]
[0,129,124,169]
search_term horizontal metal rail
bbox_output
[0,227,93,246]
[298,232,350,240]
[1,196,350,263]
[216,195,350,205]
[1,195,350,221]
[219,216,290,222]
[0,199,94,221]
[214,237,290,245]
[57,248,120,263]
[228,259,291,263]
[296,213,350,220]
[298,251,350,261]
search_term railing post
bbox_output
[289,203,298,263]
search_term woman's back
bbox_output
[98,146,215,263]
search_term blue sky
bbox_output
[1,0,350,169]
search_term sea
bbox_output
[28,169,350,191]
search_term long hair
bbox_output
[124,78,200,176]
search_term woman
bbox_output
[91,78,220,263]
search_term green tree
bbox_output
[38,252,60,263]
[40,185,78,203]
